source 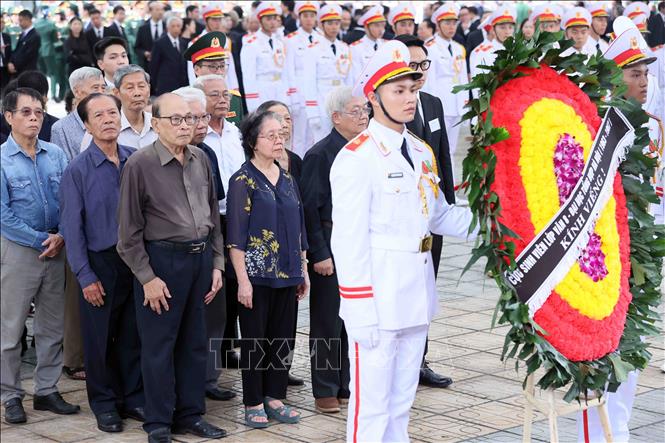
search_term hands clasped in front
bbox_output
[142,269,224,314]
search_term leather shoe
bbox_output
[222,350,240,369]
[172,419,226,439]
[4,398,27,424]
[96,411,122,433]
[315,397,340,413]
[121,406,145,422]
[287,374,304,386]
[33,392,80,415]
[148,427,172,443]
[419,363,453,388]
[205,387,236,401]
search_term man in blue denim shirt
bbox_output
[0,87,80,425]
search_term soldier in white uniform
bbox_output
[560,7,594,57]
[577,18,662,443]
[284,1,320,155]
[330,40,475,443]
[470,7,516,80]
[529,3,563,33]
[240,2,287,112]
[422,4,468,158]
[388,3,416,38]
[302,4,352,146]
[349,5,386,84]
[584,2,610,54]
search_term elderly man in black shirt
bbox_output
[300,86,369,414]
[117,93,226,443]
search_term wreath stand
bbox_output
[522,373,613,442]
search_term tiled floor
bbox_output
[2,118,663,442]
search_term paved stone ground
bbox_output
[2,109,663,443]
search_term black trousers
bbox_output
[134,242,210,433]
[80,248,143,416]
[221,276,239,355]
[308,265,350,399]
[205,276,226,391]
[423,234,444,362]
[238,284,296,406]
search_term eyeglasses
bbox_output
[409,60,431,71]
[343,104,371,118]
[194,113,212,124]
[156,114,198,126]
[205,91,231,102]
[10,107,45,119]
[258,132,284,143]
[199,62,228,71]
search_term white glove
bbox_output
[309,117,322,131]
[346,325,380,350]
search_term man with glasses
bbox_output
[1,87,80,425]
[184,31,244,125]
[193,73,245,375]
[301,85,369,415]
[397,34,456,389]
[117,93,226,443]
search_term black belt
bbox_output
[149,238,209,254]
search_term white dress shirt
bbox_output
[80,109,157,152]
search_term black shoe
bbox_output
[287,374,304,386]
[222,350,240,369]
[419,364,453,388]
[3,398,27,424]
[205,387,236,401]
[96,411,123,433]
[121,406,145,422]
[148,427,172,443]
[172,419,226,439]
[33,392,81,415]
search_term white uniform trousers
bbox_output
[576,370,639,442]
[347,324,428,443]
[311,117,333,148]
[291,105,312,158]
[444,115,462,180]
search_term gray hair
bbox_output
[192,74,226,91]
[113,64,150,89]
[68,67,103,91]
[172,86,206,109]
[165,12,183,27]
[325,86,354,120]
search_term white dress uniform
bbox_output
[330,41,475,443]
[349,5,387,84]
[578,18,662,443]
[468,7,516,80]
[240,4,287,112]
[302,4,352,146]
[585,1,611,55]
[559,7,594,58]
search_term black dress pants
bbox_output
[134,242,210,433]
[308,266,350,399]
[205,279,226,391]
[238,284,296,406]
[80,248,143,416]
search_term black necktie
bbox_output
[448,43,453,56]
[331,43,336,55]
[269,38,273,49]
[154,23,159,40]
[308,35,313,43]
[412,101,425,137]
[400,139,414,169]
[373,42,378,51]
[596,42,600,51]
[173,39,179,52]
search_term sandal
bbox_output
[245,407,269,428]
[63,366,86,381]
[263,397,300,424]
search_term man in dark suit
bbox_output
[134,0,166,72]
[1,21,13,92]
[104,5,128,41]
[185,5,206,38]
[8,10,41,77]
[150,16,188,96]
[647,2,665,47]
[85,9,106,54]
[397,34,455,389]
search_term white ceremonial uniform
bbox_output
[285,27,320,155]
[470,39,501,80]
[349,35,385,85]
[330,120,474,442]
[240,30,287,112]
[302,37,352,146]
[423,35,467,156]
[649,45,664,90]
[203,120,245,215]
[585,36,609,55]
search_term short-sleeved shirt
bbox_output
[226,160,308,288]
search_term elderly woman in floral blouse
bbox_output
[226,110,310,428]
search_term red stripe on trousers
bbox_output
[583,410,590,443]
[353,343,360,443]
